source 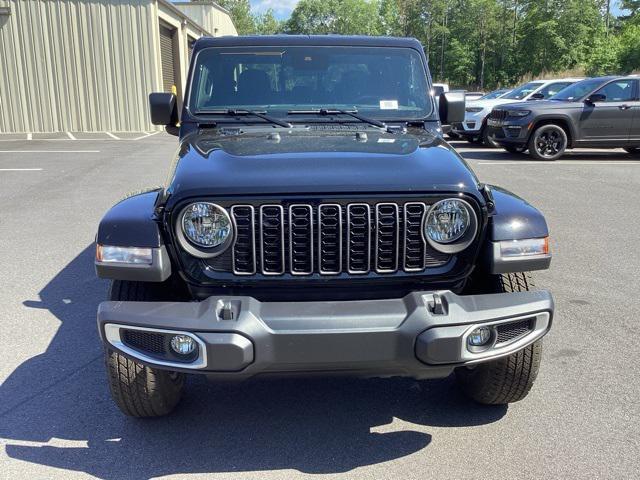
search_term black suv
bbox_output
[486,76,640,160]
[95,36,554,417]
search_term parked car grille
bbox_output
[223,201,452,276]
[488,109,507,123]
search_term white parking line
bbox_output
[132,131,160,141]
[0,150,100,153]
[0,168,43,171]
[66,132,76,140]
[105,131,120,140]
[26,133,32,140]
[477,161,640,165]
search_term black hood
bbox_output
[162,126,482,210]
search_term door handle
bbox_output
[619,104,631,110]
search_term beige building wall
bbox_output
[174,1,237,37]
[0,0,235,133]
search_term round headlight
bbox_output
[177,203,233,257]
[424,199,477,253]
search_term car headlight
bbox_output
[506,110,531,117]
[465,107,483,113]
[424,199,478,253]
[176,202,233,258]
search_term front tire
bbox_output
[528,124,567,160]
[104,280,185,417]
[455,273,543,405]
[481,127,498,148]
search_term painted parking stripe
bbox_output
[132,131,160,141]
[66,132,76,140]
[0,168,43,171]
[0,150,100,153]
[26,133,32,140]
[105,131,120,140]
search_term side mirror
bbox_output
[530,92,544,100]
[149,92,179,135]
[585,93,606,104]
[439,91,465,125]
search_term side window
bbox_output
[594,80,635,102]
[538,82,571,98]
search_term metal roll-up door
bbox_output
[159,24,176,93]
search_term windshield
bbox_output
[188,46,432,120]
[550,78,604,101]
[502,82,544,100]
[480,89,508,100]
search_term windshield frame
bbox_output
[184,45,435,124]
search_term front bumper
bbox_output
[98,290,553,380]
[485,121,531,146]
[452,110,488,135]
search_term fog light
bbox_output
[170,335,196,355]
[468,327,492,347]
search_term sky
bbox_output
[248,0,625,21]
[250,0,301,19]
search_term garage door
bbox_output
[159,23,176,93]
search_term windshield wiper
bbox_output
[196,108,292,128]
[288,108,392,132]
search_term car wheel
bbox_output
[481,128,498,148]
[105,280,186,417]
[455,272,543,405]
[624,147,640,155]
[528,124,567,160]
[504,145,527,154]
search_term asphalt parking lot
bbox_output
[1,132,639,479]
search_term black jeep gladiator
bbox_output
[95,35,554,417]
[486,76,640,160]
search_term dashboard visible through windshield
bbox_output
[188,46,432,121]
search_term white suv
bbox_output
[453,78,582,145]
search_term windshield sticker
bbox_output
[379,100,398,110]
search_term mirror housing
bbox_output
[439,91,465,125]
[149,92,179,135]
[530,92,545,100]
[585,93,606,104]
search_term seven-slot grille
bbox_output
[488,109,508,123]
[228,201,451,276]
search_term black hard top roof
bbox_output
[193,35,424,51]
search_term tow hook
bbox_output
[427,293,448,315]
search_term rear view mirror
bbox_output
[439,91,465,125]
[530,92,544,100]
[586,93,606,104]
[149,93,179,135]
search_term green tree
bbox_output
[216,0,256,35]
[286,0,382,35]
[618,23,640,71]
[254,9,283,34]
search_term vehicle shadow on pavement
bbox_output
[450,142,640,162]
[0,245,507,479]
